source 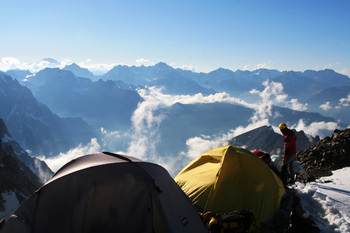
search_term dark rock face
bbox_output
[0,139,38,212]
[297,128,350,179]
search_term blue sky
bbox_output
[0,0,349,75]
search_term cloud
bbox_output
[126,87,167,161]
[34,159,53,183]
[136,58,150,63]
[249,80,308,124]
[320,102,332,111]
[171,118,271,176]
[249,80,286,123]
[0,57,71,73]
[339,94,350,107]
[182,119,270,160]
[255,60,275,70]
[34,86,258,177]
[2,57,20,67]
[138,86,254,108]
[167,62,200,73]
[256,63,272,69]
[37,58,62,69]
[77,60,122,74]
[294,119,338,138]
[135,58,156,66]
[336,68,350,76]
[0,56,121,75]
[324,62,339,69]
[241,62,274,71]
[243,65,250,70]
[129,81,312,171]
[39,84,339,177]
[178,64,199,72]
[40,138,101,172]
[290,98,308,111]
[124,86,258,176]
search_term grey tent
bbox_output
[1,152,206,233]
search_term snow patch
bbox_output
[294,167,350,232]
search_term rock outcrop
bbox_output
[297,128,350,179]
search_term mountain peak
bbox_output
[40,58,59,65]
[228,125,319,155]
[154,62,172,69]
[64,63,80,69]
[63,63,94,79]
[209,67,235,76]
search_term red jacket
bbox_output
[283,129,296,159]
[252,150,265,157]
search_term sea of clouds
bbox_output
[40,81,339,177]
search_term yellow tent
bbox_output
[175,145,285,223]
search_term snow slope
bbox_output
[293,167,350,232]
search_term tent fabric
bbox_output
[174,145,286,223]
[1,152,206,233]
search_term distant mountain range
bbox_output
[65,62,350,123]
[2,61,349,161]
[25,68,142,131]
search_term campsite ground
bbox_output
[1,161,349,232]
[293,167,350,232]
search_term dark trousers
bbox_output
[281,155,295,184]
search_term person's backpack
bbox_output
[201,209,262,233]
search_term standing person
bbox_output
[279,123,297,185]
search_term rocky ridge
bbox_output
[297,128,350,179]
[0,139,38,216]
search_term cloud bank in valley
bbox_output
[319,94,350,111]
[40,81,339,177]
